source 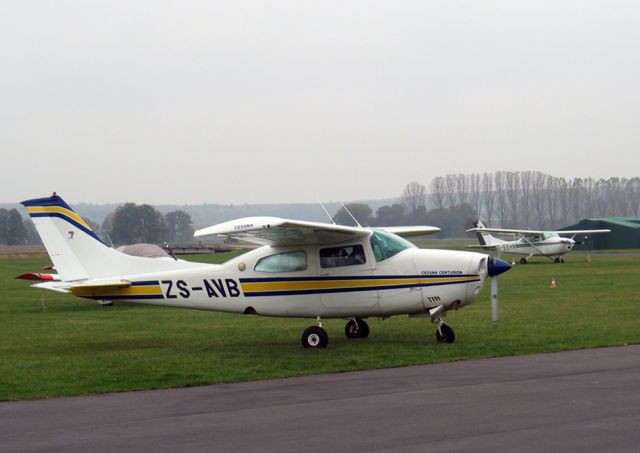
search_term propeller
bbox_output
[487,256,511,326]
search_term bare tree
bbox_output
[520,171,533,227]
[569,178,584,223]
[593,179,608,218]
[445,174,457,209]
[627,177,640,216]
[401,181,426,215]
[531,171,547,229]
[546,175,559,228]
[429,177,446,210]
[583,177,596,218]
[468,173,482,218]
[455,173,469,207]
[494,172,507,227]
[556,177,569,226]
[604,177,622,217]
[505,171,521,227]
[481,173,495,225]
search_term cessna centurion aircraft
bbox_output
[467,220,610,264]
[18,194,511,348]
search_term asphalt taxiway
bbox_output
[1,345,639,452]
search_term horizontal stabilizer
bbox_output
[15,272,59,282]
[69,281,132,297]
[31,282,70,293]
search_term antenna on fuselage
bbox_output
[341,202,362,228]
[317,200,336,225]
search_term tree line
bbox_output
[428,172,640,229]
[4,172,638,246]
[334,173,640,236]
[100,203,194,245]
[0,209,28,245]
[0,204,195,247]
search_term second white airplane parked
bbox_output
[467,221,610,264]
[20,194,512,348]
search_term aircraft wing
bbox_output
[194,217,370,246]
[554,229,611,235]
[466,226,546,236]
[466,227,610,236]
[375,226,440,237]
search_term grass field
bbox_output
[1,247,639,401]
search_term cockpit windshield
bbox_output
[369,230,416,262]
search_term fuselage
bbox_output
[487,234,574,257]
[75,235,491,319]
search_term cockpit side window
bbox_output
[319,245,366,268]
[369,230,415,262]
[254,251,307,273]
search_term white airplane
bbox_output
[19,194,511,348]
[466,220,611,264]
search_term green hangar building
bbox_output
[560,218,640,250]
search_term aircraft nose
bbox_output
[487,256,511,277]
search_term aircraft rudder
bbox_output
[22,193,107,246]
[21,193,115,281]
[473,220,495,246]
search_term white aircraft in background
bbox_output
[18,194,511,348]
[466,220,610,264]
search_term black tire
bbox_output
[356,318,369,338]
[554,257,561,263]
[345,318,370,339]
[519,258,527,264]
[435,324,455,344]
[302,326,329,349]
[345,319,360,339]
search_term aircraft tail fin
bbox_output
[473,220,499,246]
[22,193,205,282]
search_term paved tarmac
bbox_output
[1,345,640,452]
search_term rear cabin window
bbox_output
[254,251,307,273]
[319,245,366,268]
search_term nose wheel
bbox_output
[435,323,456,344]
[345,318,369,339]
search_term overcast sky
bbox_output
[2,1,639,205]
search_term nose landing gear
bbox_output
[436,323,455,343]
[435,320,456,344]
[345,318,369,339]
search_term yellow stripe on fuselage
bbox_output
[70,285,162,298]
[241,276,479,293]
[27,206,92,230]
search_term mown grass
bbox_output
[1,250,639,401]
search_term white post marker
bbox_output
[491,276,499,326]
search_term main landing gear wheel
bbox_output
[345,318,370,339]
[436,324,456,344]
[302,326,329,349]
[554,257,565,263]
[519,258,527,264]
